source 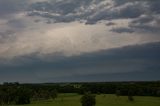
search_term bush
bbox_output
[115,90,121,97]
[128,95,134,101]
[15,95,30,105]
[15,87,31,105]
[156,90,160,97]
[81,92,96,106]
[50,89,58,100]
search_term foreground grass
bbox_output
[12,93,160,106]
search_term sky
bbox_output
[0,0,160,83]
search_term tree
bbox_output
[15,87,31,105]
[156,90,160,97]
[81,92,96,106]
[50,89,58,100]
[128,90,134,101]
[115,90,121,97]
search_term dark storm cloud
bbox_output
[27,0,160,33]
[87,0,146,24]
[0,42,160,83]
[0,0,160,33]
[110,28,134,33]
[109,0,160,33]
[28,0,145,23]
[113,14,160,33]
[27,0,100,23]
[29,0,146,22]
[147,0,160,14]
[129,15,160,33]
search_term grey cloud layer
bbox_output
[27,0,160,33]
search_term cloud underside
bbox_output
[0,42,160,82]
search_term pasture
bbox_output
[15,93,160,106]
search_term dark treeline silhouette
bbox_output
[0,81,160,105]
[78,81,160,96]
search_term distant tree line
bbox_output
[0,81,160,105]
[77,82,160,97]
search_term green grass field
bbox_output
[13,93,160,106]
